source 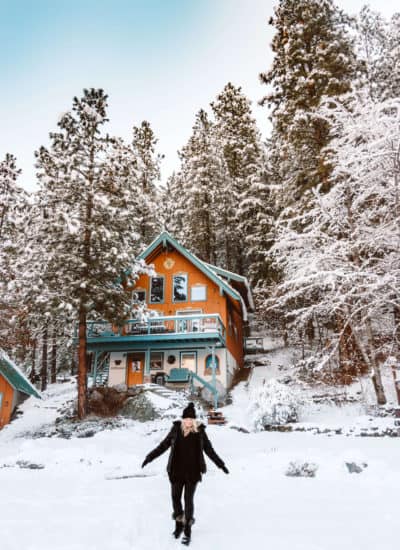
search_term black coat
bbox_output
[144,420,226,481]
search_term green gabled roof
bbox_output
[0,350,41,399]
[138,231,243,304]
[204,262,255,311]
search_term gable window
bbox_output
[204,354,220,375]
[173,274,188,302]
[191,284,207,302]
[150,276,164,303]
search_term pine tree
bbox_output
[260,0,358,202]
[27,88,146,418]
[170,110,227,264]
[0,154,29,354]
[131,121,162,245]
[355,6,388,100]
[211,83,265,273]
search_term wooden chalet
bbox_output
[84,232,254,403]
[0,350,41,429]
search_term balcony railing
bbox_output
[84,314,226,340]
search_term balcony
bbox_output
[82,314,226,351]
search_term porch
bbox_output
[82,313,226,350]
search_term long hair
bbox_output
[181,418,199,437]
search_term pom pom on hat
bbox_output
[182,402,196,418]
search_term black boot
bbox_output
[182,518,194,546]
[173,514,184,538]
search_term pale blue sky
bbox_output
[1,0,397,191]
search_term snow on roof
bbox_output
[0,349,41,399]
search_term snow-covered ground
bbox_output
[1,379,399,550]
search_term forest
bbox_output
[1,1,400,414]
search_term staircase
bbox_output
[89,352,110,387]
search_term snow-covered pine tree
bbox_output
[0,154,29,355]
[355,6,388,101]
[211,83,265,274]
[131,121,162,245]
[268,93,400,405]
[382,14,400,100]
[172,109,227,264]
[29,88,147,418]
[260,0,358,204]
[161,172,185,239]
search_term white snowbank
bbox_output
[1,379,399,550]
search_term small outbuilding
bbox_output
[0,349,41,429]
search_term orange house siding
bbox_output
[131,247,244,368]
[0,374,15,428]
[133,248,227,323]
[225,297,245,368]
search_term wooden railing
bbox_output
[84,314,226,340]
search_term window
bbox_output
[0,392,3,410]
[204,354,220,375]
[150,276,164,303]
[132,289,146,304]
[150,352,164,371]
[191,284,207,302]
[173,274,188,302]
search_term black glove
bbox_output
[142,458,150,469]
[221,465,229,474]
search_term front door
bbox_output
[127,352,145,386]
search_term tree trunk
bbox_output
[365,317,386,405]
[350,322,386,405]
[77,306,88,419]
[30,339,37,384]
[40,327,48,392]
[50,326,57,384]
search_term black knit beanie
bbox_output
[182,402,196,419]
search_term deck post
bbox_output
[144,348,151,383]
[92,351,99,387]
[211,345,218,409]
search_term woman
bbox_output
[141,402,229,546]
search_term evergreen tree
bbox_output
[0,154,28,354]
[131,120,162,245]
[211,83,265,273]
[175,109,228,264]
[28,88,146,418]
[260,0,358,202]
[355,6,388,100]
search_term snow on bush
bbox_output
[248,379,302,430]
[285,460,318,478]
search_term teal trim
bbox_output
[205,354,220,371]
[145,349,151,375]
[189,371,219,409]
[203,262,248,284]
[86,340,225,353]
[0,350,41,399]
[138,231,241,303]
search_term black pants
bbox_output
[171,480,198,522]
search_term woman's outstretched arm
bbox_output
[142,426,174,467]
[202,430,229,473]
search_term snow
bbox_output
[1,380,399,550]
